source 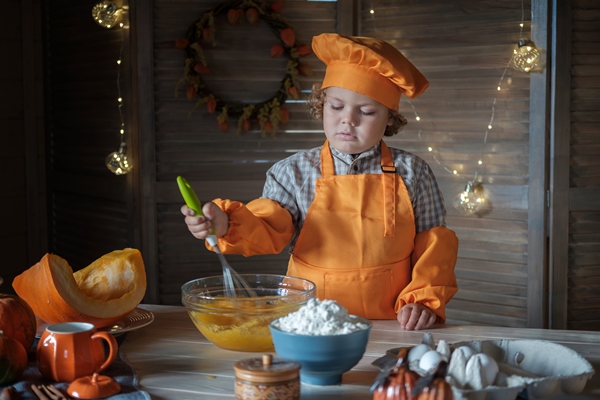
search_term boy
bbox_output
[182,33,458,330]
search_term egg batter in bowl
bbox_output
[182,274,316,351]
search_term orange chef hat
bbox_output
[311,33,429,110]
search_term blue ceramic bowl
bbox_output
[269,317,372,386]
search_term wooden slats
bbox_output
[361,0,533,327]
[566,0,600,330]
[0,0,46,292]
[147,0,545,328]
[151,0,337,304]
[51,192,129,268]
[43,0,135,272]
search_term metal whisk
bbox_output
[177,176,257,298]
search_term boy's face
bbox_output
[322,86,393,154]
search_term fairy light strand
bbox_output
[104,20,132,175]
[117,25,125,144]
[92,1,132,174]
[399,0,533,215]
[405,20,525,184]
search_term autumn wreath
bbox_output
[175,0,312,135]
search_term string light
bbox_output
[406,64,513,214]
[401,1,536,215]
[91,1,132,175]
[92,1,123,29]
[369,0,375,18]
[103,19,132,175]
[453,181,485,215]
[511,39,540,72]
[510,0,540,72]
[407,99,458,177]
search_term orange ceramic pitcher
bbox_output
[37,322,118,382]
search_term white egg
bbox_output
[466,353,499,386]
[419,350,443,372]
[408,343,433,363]
[453,345,475,361]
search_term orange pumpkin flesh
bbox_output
[0,294,37,351]
[12,248,146,328]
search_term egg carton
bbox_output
[448,338,595,400]
[372,336,594,400]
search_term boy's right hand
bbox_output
[397,303,437,331]
[181,202,229,240]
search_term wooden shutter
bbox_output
[45,0,133,270]
[149,0,336,304]
[565,0,600,330]
[360,0,534,327]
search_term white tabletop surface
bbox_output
[121,304,600,399]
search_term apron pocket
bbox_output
[288,255,410,320]
[323,267,396,319]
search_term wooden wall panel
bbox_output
[44,0,133,271]
[568,0,600,330]
[0,0,46,293]
[360,0,533,327]
[0,0,26,289]
[152,0,337,304]
[148,0,554,326]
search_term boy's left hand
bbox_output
[397,303,437,330]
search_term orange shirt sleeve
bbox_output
[394,226,459,322]
[206,198,294,256]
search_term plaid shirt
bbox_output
[261,141,447,250]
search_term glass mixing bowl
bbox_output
[181,274,316,352]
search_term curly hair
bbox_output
[306,83,407,136]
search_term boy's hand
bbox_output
[397,303,437,330]
[181,202,229,240]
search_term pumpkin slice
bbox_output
[12,248,146,328]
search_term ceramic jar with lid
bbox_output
[233,354,301,400]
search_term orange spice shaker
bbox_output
[233,354,301,400]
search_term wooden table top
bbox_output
[122,304,600,399]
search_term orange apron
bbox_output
[287,140,415,319]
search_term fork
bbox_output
[31,384,68,400]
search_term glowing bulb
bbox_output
[92,1,123,29]
[106,142,133,175]
[497,86,501,91]
[511,40,541,72]
[453,181,485,215]
[478,160,483,165]
[488,124,492,129]
[453,170,458,175]
[428,147,433,152]
[370,9,375,14]
[415,116,420,121]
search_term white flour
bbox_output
[272,299,370,335]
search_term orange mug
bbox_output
[37,322,118,382]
